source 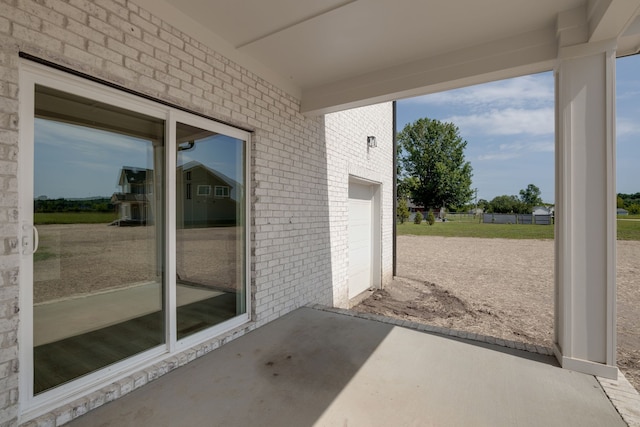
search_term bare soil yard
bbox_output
[353,235,640,391]
[34,223,242,304]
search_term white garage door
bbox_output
[348,182,374,298]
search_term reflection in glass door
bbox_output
[175,122,246,339]
[32,86,165,394]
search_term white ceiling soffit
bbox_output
[141,0,640,115]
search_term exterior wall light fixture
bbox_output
[367,136,377,148]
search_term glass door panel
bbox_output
[33,86,165,394]
[176,122,246,339]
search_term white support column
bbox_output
[554,40,618,379]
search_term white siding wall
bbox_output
[0,0,393,424]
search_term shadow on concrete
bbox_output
[68,307,625,427]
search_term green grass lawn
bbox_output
[398,219,640,241]
[398,221,554,239]
[617,220,640,240]
[34,212,118,225]
[618,214,640,220]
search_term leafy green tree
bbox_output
[628,204,640,215]
[414,211,423,224]
[488,195,515,213]
[617,196,625,209]
[513,200,529,214]
[519,184,543,208]
[426,210,435,225]
[397,198,410,223]
[618,192,640,206]
[398,118,473,210]
[397,176,418,200]
[488,195,528,214]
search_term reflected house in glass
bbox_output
[111,161,239,227]
[177,161,239,227]
[112,167,155,225]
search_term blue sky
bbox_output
[35,119,151,199]
[397,54,640,204]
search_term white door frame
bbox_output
[348,176,382,299]
[17,60,252,421]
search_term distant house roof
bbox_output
[406,201,423,210]
[118,167,153,186]
[532,206,553,215]
[179,160,237,189]
[617,208,629,215]
[178,160,243,201]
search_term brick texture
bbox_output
[0,0,393,425]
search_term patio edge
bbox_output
[308,303,639,427]
[598,372,640,427]
[308,304,555,356]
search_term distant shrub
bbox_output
[629,204,640,215]
[427,210,435,226]
[414,211,423,224]
[397,198,410,224]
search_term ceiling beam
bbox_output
[236,0,357,49]
[588,0,640,42]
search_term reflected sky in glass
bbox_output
[35,119,242,199]
[177,134,244,182]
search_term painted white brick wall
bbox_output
[325,104,394,308]
[0,13,22,426]
[0,0,393,424]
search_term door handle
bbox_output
[22,224,39,255]
[32,225,39,254]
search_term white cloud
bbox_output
[406,74,553,109]
[476,140,554,161]
[65,159,115,172]
[617,89,640,101]
[35,118,150,155]
[445,107,554,136]
[476,151,520,161]
[400,74,555,140]
[617,116,640,139]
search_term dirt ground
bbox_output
[353,235,640,392]
[34,223,242,304]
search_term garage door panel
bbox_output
[348,183,373,298]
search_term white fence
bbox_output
[483,213,553,225]
[404,212,553,225]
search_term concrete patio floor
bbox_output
[68,307,626,427]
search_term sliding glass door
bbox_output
[20,63,250,402]
[32,86,166,394]
[175,122,246,339]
